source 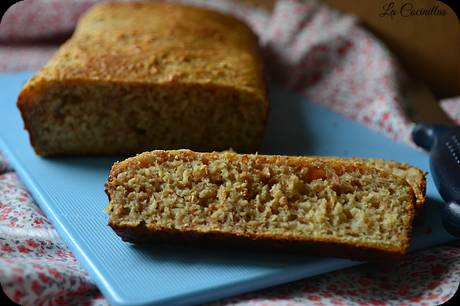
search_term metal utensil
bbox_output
[408,80,460,238]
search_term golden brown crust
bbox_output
[105,150,416,264]
[17,2,269,156]
[28,2,267,89]
[108,220,406,264]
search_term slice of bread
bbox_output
[105,150,416,263]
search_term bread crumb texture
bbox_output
[105,150,416,263]
[316,156,426,225]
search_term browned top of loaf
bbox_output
[21,1,267,99]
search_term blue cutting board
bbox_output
[0,71,456,306]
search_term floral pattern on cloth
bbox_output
[1,0,459,305]
[205,241,460,306]
[0,156,108,306]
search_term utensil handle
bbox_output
[412,123,460,238]
[443,201,460,238]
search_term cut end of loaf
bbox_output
[17,81,268,156]
[105,150,416,263]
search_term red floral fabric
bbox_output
[0,159,107,306]
[1,0,459,305]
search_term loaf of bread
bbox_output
[16,2,269,156]
[104,149,416,264]
[315,156,427,225]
